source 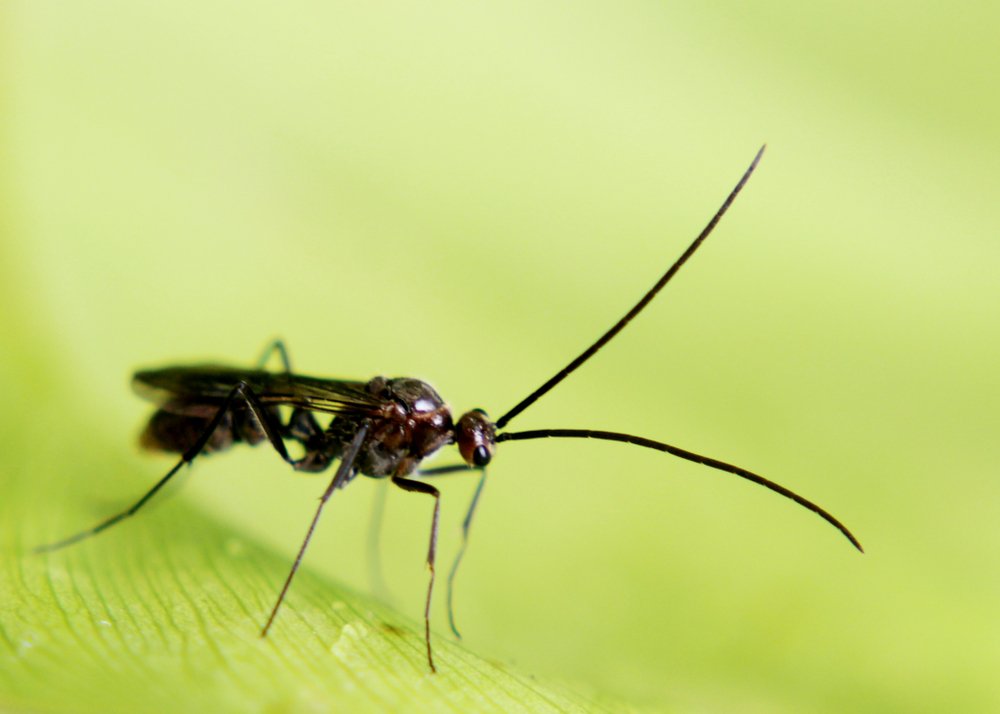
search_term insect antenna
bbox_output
[496,429,863,551]
[495,144,766,430]
[490,145,862,551]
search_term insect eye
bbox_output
[472,445,492,467]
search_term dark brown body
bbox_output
[128,362,497,672]
[135,367,465,483]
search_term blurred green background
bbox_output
[2,1,998,712]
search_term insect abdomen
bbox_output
[139,400,275,455]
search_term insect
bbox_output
[37,146,862,672]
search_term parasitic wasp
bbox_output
[37,145,862,672]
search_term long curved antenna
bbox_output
[496,428,862,552]
[495,145,766,430]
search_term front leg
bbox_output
[391,475,441,673]
[417,464,487,639]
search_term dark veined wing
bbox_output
[260,373,382,414]
[132,365,382,416]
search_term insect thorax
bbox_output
[329,377,455,478]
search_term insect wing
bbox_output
[259,373,382,416]
[132,366,379,416]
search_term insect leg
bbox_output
[366,479,391,599]
[260,422,369,637]
[417,464,477,476]
[417,464,487,639]
[391,475,442,673]
[255,338,293,373]
[230,382,321,469]
[446,469,486,639]
[36,381,285,553]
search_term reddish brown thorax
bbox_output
[335,377,456,478]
